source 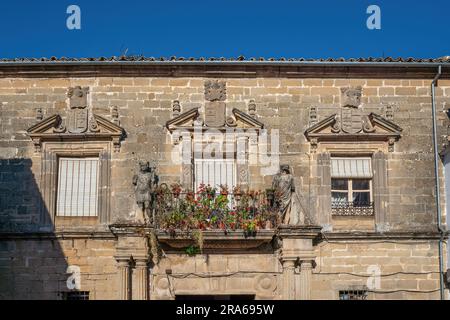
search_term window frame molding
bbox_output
[313,145,389,232]
[165,107,264,191]
[39,141,112,230]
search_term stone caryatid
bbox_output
[272,165,304,225]
[132,161,158,225]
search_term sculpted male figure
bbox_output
[132,161,158,224]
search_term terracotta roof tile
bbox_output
[0,56,449,63]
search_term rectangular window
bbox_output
[56,157,99,217]
[339,290,367,300]
[194,158,236,192]
[331,157,373,216]
[61,291,90,300]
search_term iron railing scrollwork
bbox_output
[331,201,374,216]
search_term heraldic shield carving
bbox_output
[204,80,226,127]
[340,86,363,134]
[341,107,363,133]
[67,86,89,133]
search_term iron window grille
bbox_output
[332,201,375,216]
[339,290,368,300]
[61,291,90,300]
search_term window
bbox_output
[339,290,367,300]
[61,291,90,300]
[56,157,99,217]
[331,157,374,216]
[194,158,236,192]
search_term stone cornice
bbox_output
[1,63,449,79]
[1,229,445,241]
[0,231,116,240]
[319,231,447,242]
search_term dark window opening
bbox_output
[61,291,90,300]
[339,290,368,300]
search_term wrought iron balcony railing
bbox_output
[151,184,279,232]
[331,201,374,216]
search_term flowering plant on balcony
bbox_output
[155,183,278,235]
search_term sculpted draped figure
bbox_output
[272,165,304,225]
[132,161,158,224]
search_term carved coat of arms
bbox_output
[67,86,89,133]
[340,86,363,134]
[204,80,226,127]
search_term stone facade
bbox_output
[1,61,450,300]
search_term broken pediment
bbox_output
[165,107,264,132]
[304,112,402,152]
[165,107,201,131]
[27,113,125,152]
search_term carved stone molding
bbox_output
[309,106,318,126]
[111,106,120,125]
[68,86,89,109]
[166,107,263,134]
[172,100,181,117]
[248,99,257,118]
[27,113,125,152]
[204,80,226,102]
[304,112,402,153]
[156,230,275,252]
[35,108,43,121]
[341,86,362,108]
[36,142,113,228]
[385,103,395,120]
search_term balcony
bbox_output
[331,201,374,216]
[153,184,279,234]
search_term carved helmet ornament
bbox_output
[68,86,89,109]
[341,86,362,108]
[204,80,226,102]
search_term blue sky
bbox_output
[0,0,449,59]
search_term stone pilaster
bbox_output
[116,258,131,300]
[316,152,331,230]
[298,259,314,300]
[110,224,152,301]
[280,257,296,300]
[134,258,149,300]
[181,131,193,190]
[278,225,321,300]
[373,151,389,231]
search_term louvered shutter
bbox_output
[56,157,99,216]
[331,157,373,178]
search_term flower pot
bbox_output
[266,189,275,207]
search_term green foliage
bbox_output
[156,184,278,234]
[185,245,200,256]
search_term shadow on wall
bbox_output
[0,158,72,300]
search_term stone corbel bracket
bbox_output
[27,113,125,152]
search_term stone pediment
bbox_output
[304,112,402,152]
[165,107,264,132]
[165,107,200,131]
[27,113,125,152]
